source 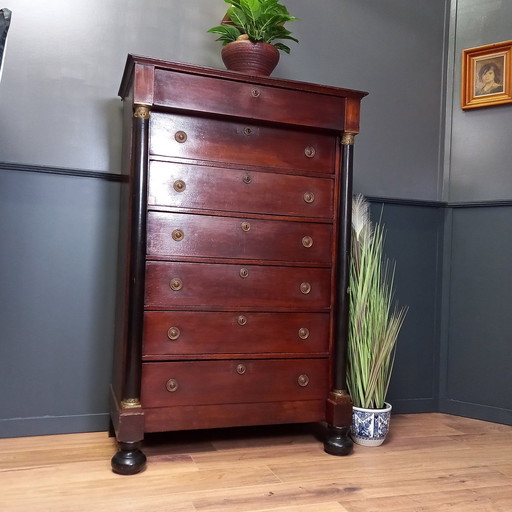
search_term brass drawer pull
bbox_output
[243,127,253,136]
[240,268,249,278]
[241,221,251,232]
[167,327,181,341]
[298,374,310,387]
[298,327,310,340]
[236,364,247,375]
[242,174,252,184]
[300,282,312,295]
[172,229,184,241]
[174,131,187,143]
[304,146,316,158]
[166,379,179,392]
[173,180,186,193]
[237,315,247,326]
[169,278,183,291]
[251,88,260,98]
[303,191,315,204]
[302,236,313,248]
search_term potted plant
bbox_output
[347,195,407,446]
[207,0,298,76]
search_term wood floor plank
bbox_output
[1,413,511,512]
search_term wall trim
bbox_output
[2,162,512,208]
[0,161,124,182]
[0,413,110,439]
[367,195,512,209]
[440,398,512,426]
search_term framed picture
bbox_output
[461,40,512,110]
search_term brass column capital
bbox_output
[341,131,356,146]
[133,104,150,119]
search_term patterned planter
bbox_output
[351,402,392,446]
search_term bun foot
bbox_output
[111,441,147,475]
[324,425,353,456]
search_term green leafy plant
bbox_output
[347,195,407,409]
[208,0,299,54]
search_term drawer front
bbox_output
[141,359,329,408]
[143,311,330,357]
[148,161,334,219]
[147,211,332,265]
[153,68,346,130]
[145,261,332,309]
[150,112,336,173]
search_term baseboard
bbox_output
[0,413,110,438]
[388,398,438,414]
[439,399,512,426]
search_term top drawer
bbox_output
[153,68,346,131]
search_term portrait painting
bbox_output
[461,40,512,110]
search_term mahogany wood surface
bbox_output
[147,160,335,218]
[142,311,330,358]
[111,55,366,472]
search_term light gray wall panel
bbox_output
[0,0,226,173]
[0,170,119,437]
[448,0,512,202]
[280,0,448,202]
[1,0,448,203]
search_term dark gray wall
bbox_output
[0,0,453,437]
[439,0,512,424]
[0,169,119,436]
[371,202,444,413]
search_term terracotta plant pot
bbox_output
[221,41,280,76]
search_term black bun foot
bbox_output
[111,441,147,475]
[324,425,353,456]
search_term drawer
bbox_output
[150,112,336,173]
[141,359,329,408]
[148,161,334,219]
[153,68,346,131]
[147,211,332,265]
[145,261,332,310]
[143,311,330,357]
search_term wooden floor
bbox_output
[1,413,512,511]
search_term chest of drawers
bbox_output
[110,55,366,474]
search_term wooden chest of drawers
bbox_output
[110,55,366,474]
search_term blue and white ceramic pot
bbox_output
[351,402,392,446]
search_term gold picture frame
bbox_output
[461,40,512,110]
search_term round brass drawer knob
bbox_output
[167,327,181,341]
[251,88,260,98]
[236,364,247,375]
[240,268,249,278]
[302,236,313,248]
[173,180,186,193]
[304,146,316,158]
[237,315,247,326]
[242,174,252,184]
[241,221,251,232]
[172,229,185,241]
[298,374,310,387]
[174,131,187,143]
[169,278,183,291]
[300,282,312,295]
[166,379,179,392]
[303,192,315,204]
[298,327,310,340]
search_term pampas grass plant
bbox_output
[347,195,407,409]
